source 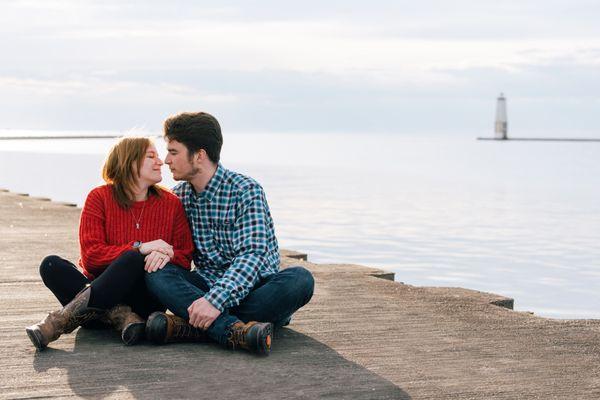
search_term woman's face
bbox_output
[137,144,163,187]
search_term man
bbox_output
[145,112,314,355]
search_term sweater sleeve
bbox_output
[79,188,133,275]
[169,199,194,270]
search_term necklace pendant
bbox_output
[136,223,140,229]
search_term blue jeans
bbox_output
[145,265,314,345]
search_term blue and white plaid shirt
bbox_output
[173,164,280,312]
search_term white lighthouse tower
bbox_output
[494,93,508,140]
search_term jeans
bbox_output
[145,264,314,345]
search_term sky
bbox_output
[1,0,599,136]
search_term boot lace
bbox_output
[228,324,249,349]
[173,319,203,340]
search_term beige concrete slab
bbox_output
[1,190,600,399]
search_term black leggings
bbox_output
[40,250,164,319]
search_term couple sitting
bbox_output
[26,112,314,356]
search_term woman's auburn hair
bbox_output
[102,137,161,209]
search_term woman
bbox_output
[26,137,194,350]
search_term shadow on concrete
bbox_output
[33,327,410,399]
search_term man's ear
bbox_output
[193,149,205,164]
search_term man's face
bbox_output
[164,139,199,181]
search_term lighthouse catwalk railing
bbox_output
[495,93,507,140]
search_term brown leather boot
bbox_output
[227,321,273,356]
[102,305,145,345]
[145,311,209,344]
[25,286,105,350]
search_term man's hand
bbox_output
[144,250,170,272]
[139,239,174,257]
[188,298,221,330]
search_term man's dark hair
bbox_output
[163,112,223,164]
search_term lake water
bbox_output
[1,131,599,319]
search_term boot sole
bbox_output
[256,323,273,356]
[122,322,145,345]
[25,326,46,350]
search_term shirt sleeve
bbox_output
[203,186,270,311]
[79,189,133,276]
[169,199,194,269]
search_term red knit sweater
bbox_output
[78,185,194,280]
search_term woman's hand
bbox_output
[144,250,171,272]
[139,239,174,258]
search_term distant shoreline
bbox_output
[477,137,600,142]
[0,135,161,140]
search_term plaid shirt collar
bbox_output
[191,163,226,203]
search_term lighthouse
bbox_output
[495,93,508,139]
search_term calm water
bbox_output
[1,131,599,319]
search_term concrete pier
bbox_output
[2,190,600,399]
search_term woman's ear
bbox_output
[131,161,139,177]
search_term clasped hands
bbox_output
[139,239,173,272]
[139,239,220,330]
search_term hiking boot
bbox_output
[25,286,105,350]
[102,305,145,345]
[227,321,273,355]
[145,311,209,344]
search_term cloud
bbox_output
[0,0,599,134]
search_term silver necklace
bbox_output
[130,200,146,230]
